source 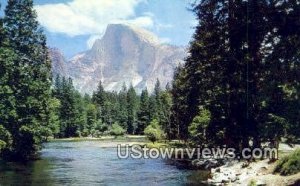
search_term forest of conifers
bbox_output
[0,0,299,161]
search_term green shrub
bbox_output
[93,130,102,138]
[188,109,211,144]
[188,109,211,140]
[96,121,109,133]
[248,179,257,186]
[81,129,89,137]
[109,123,125,136]
[144,119,163,143]
[274,148,300,175]
[0,125,12,152]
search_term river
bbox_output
[0,140,209,186]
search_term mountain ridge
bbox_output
[50,24,186,94]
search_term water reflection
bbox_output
[0,141,209,186]
[0,159,54,186]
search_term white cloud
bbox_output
[125,16,154,28]
[34,0,152,37]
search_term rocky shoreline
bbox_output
[205,159,300,186]
[170,157,300,185]
[171,144,300,185]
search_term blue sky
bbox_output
[0,0,197,58]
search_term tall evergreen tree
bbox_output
[170,65,189,140]
[0,4,15,152]
[117,83,128,130]
[126,85,138,134]
[92,81,106,122]
[136,89,150,134]
[86,103,97,136]
[154,79,161,102]
[1,0,52,160]
[102,91,119,126]
[160,91,172,139]
[73,90,87,136]
[260,0,300,142]
[154,79,162,121]
[62,78,79,137]
[148,95,157,122]
[92,81,106,107]
[171,0,299,150]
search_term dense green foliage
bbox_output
[274,149,300,175]
[0,0,52,160]
[144,119,163,143]
[51,76,170,138]
[109,123,125,137]
[170,0,300,151]
[136,89,150,134]
[52,76,85,137]
[188,109,211,145]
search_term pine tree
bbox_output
[154,79,162,121]
[148,95,157,122]
[0,6,15,152]
[171,0,299,151]
[58,77,78,137]
[52,76,91,138]
[53,74,62,98]
[92,81,106,122]
[86,103,97,136]
[92,81,106,107]
[102,91,118,126]
[117,83,128,130]
[260,0,300,142]
[48,97,61,138]
[170,65,189,140]
[160,91,172,139]
[136,89,150,134]
[154,79,161,102]
[73,90,87,136]
[1,0,52,160]
[126,85,138,134]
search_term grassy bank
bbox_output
[49,135,147,142]
[274,148,300,176]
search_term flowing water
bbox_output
[0,141,209,186]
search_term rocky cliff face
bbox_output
[52,24,186,94]
[49,48,67,77]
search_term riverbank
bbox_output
[46,138,300,185]
[47,135,147,148]
[146,141,300,185]
[207,158,300,185]
[206,144,300,185]
[49,135,146,142]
